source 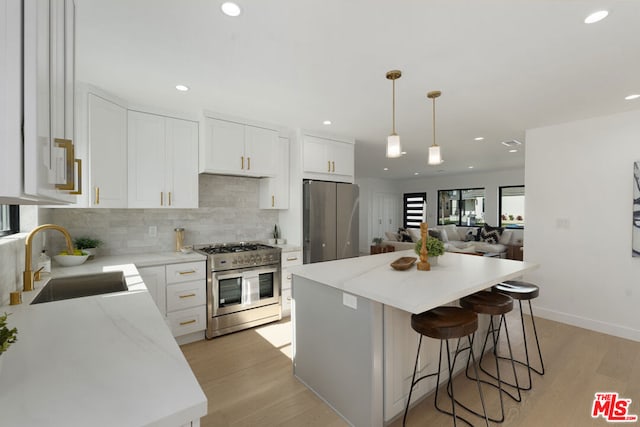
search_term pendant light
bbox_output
[427,90,443,165]
[386,70,402,158]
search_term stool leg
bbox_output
[403,335,424,426]
[467,335,490,427]
[527,300,545,376]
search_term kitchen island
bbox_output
[0,257,207,427]
[290,250,538,426]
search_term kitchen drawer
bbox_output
[166,261,206,284]
[166,305,206,337]
[281,288,292,318]
[282,268,292,291]
[282,250,302,268]
[167,281,206,312]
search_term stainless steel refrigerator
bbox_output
[303,180,359,264]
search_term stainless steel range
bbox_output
[195,242,282,338]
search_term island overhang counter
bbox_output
[289,250,539,426]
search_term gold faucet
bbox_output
[23,224,75,292]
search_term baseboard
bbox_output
[534,305,640,342]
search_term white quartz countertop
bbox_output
[289,250,539,314]
[0,256,207,427]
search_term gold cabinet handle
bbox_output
[178,293,196,299]
[179,319,196,326]
[272,195,275,207]
[168,191,172,206]
[70,159,82,195]
[160,192,164,206]
[54,139,75,190]
[178,270,196,275]
[241,156,244,170]
[286,256,298,261]
[95,187,100,205]
[332,161,335,172]
[327,160,331,172]
[247,157,251,170]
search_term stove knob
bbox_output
[250,255,256,263]
[255,255,262,263]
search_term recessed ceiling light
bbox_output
[322,120,332,125]
[625,94,640,100]
[468,166,474,169]
[401,151,407,155]
[221,2,241,17]
[584,10,608,24]
[383,167,389,171]
[414,172,419,175]
[175,84,189,92]
[501,139,522,147]
[474,137,484,141]
[509,149,518,153]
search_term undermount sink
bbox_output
[31,271,128,305]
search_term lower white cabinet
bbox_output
[138,260,206,341]
[281,249,302,317]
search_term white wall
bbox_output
[398,169,525,229]
[525,109,640,341]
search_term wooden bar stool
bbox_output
[459,291,521,423]
[492,280,545,391]
[403,306,489,427]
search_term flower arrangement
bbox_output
[372,237,383,246]
[0,313,18,356]
[414,237,445,257]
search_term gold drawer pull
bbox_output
[179,319,196,326]
[179,293,196,299]
[286,256,298,261]
[160,192,164,206]
[70,159,82,195]
[95,187,100,205]
[247,157,251,170]
[327,160,331,172]
[272,195,275,207]
[332,161,335,172]
[168,191,172,206]
[178,270,196,275]
[241,156,244,169]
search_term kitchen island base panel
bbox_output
[293,276,384,427]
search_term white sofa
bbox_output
[382,225,514,257]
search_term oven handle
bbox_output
[214,266,279,281]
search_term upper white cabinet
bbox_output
[200,116,279,177]
[259,137,290,209]
[302,133,354,183]
[1,0,79,204]
[86,92,128,208]
[128,110,199,208]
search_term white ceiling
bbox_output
[75,0,640,180]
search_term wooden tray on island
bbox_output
[390,256,417,271]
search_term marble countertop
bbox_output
[0,256,207,426]
[289,250,539,314]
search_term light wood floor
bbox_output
[181,313,640,426]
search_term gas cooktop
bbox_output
[195,242,276,255]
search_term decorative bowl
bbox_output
[53,254,89,267]
[390,256,417,271]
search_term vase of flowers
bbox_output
[414,237,445,265]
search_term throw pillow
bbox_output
[442,224,462,241]
[499,229,513,245]
[397,228,413,242]
[408,228,421,243]
[479,224,504,244]
[464,229,476,242]
[428,229,443,241]
[384,231,399,242]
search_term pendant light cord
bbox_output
[432,95,436,147]
[392,79,396,134]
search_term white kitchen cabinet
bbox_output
[87,92,128,207]
[137,265,167,317]
[128,110,199,208]
[1,0,78,204]
[200,116,279,177]
[302,133,354,183]
[280,249,302,317]
[259,137,290,209]
[138,261,206,343]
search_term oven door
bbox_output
[212,266,280,317]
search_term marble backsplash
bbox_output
[46,174,280,255]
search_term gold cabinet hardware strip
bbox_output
[272,195,275,207]
[248,157,251,170]
[178,270,196,275]
[332,161,335,172]
[178,293,196,299]
[327,161,331,172]
[168,191,172,206]
[54,139,75,190]
[95,187,100,205]
[179,319,197,326]
[241,156,244,170]
[160,192,164,206]
[286,256,298,261]
[70,159,82,194]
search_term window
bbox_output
[499,186,525,229]
[437,188,485,226]
[0,205,20,237]
[403,192,426,229]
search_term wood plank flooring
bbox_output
[181,313,640,426]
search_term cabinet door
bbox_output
[244,125,278,177]
[138,265,167,317]
[88,94,127,208]
[329,140,354,177]
[259,137,289,209]
[302,135,329,174]
[201,117,244,174]
[166,117,199,208]
[128,111,166,208]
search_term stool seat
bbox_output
[411,306,477,340]
[493,280,539,300]
[460,291,513,315]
